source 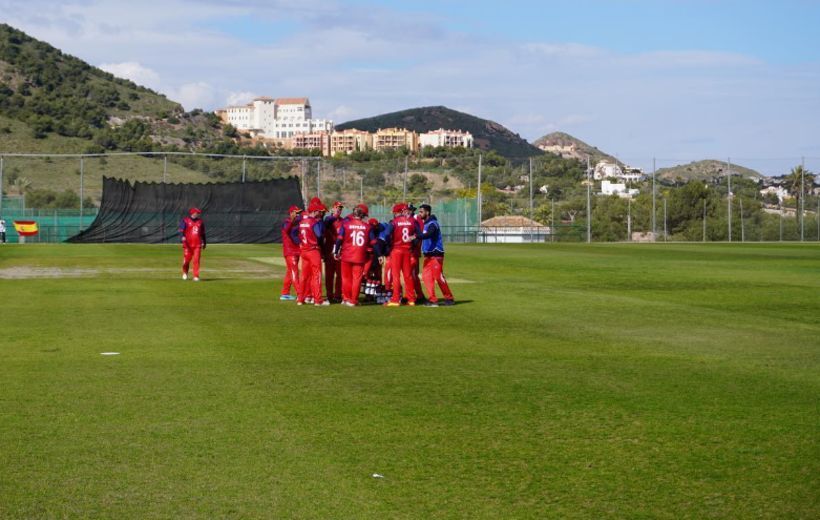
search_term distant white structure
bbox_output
[479,216,550,243]
[593,161,643,182]
[601,180,639,198]
[759,186,790,203]
[217,97,333,138]
[419,128,474,149]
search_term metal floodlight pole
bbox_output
[800,156,805,241]
[586,155,591,244]
[79,156,84,220]
[727,157,732,242]
[652,157,656,237]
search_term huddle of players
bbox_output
[280,197,454,307]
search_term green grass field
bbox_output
[1,243,818,518]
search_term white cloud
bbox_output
[170,82,217,111]
[225,91,257,107]
[99,61,161,90]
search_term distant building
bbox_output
[372,128,419,153]
[330,129,373,156]
[479,215,550,243]
[601,180,639,198]
[218,97,333,138]
[759,186,790,203]
[419,128,474,149]
[292,131,330,155]
[538,142,578,159]
[594,161,642,182]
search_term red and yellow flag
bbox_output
[13,220,39,236]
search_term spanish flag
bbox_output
[14,220,39,237]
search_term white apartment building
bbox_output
[419,128,474,149]
[593,161,643,182]
[220,97,333,138]
[601,180,639,198]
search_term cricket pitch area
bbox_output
[1,243,818,518]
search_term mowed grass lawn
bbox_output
[0,243,818,518]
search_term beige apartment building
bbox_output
[372,128,419,153]
[292,132,330,155]
[330,129,373,155]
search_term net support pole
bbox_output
[0,155,4,215]
[163,155,167,183]
[80,156,84,221]
[800,156,805,241]
[703,199,707,242]
[586,155,591,244]
[739,197,745,242]
[727,157,732,242]
[360,177,363,202]
[627,196,632,241]
[317,160,321,198]
[663,198,667,242]
[550,198,555,243]
[403,156,408,200]
[477,154,482,231]
[652,157,656,238]
[242,156,247,183]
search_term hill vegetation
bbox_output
[336,106,542,158]
[656,159,762,182]
[532,131,619,165]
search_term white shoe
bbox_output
[315,300,330,306]
[342,301,356,307]
[193,277,200,282]
[305,297,314,304]
[182,273,188,280]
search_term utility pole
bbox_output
[727,158,732,242]
[403,155,408,200]
[586,155,591,243]
[652,157,656,238]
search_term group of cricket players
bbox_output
[178,199,454,307]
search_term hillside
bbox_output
[532,132,618,165]
[656,160,762,182]
[336,106,542,158]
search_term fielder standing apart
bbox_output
[179,207,206,281]
[415,204,454,307]
[280,205,302,301]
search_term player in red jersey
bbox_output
[407,203,426,303]
[377,203,421,306]
[280,205,302,301]
[323,201,344,302]
[297,199,330,306]
[334,204,373,306]
[179,207,206,281]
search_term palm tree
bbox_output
[783,165,815,210]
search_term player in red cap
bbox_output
[334,203,373,306]
[297,199,330,306]
[323,201,345,302]
[179,207,206,281]
[407,203,426,303]
[280,205,302,301]
[376,202,421,306]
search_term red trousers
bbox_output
[410,254,424,299]
[325,255,342,299]
[182,246,202,277]
[281,255,300,296]
[390,249,416,303]
[341,261,365,304]
[298,249,323,303]
[423,256,454,302]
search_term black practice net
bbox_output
[69,177,302,243]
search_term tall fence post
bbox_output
[800,156,805,241]
[403,156,408,200]
[163,154,167,183]
[241,156,247,183]
[477,154,482,232]
[586,155,591,244]
[703,199,707,242]
[317,160,321,198]
[739,197,745,242]
[79,156,84,223]
[727,157,732,242]
[663,198,667,242]
[652,157,656,237]
[0,155,4,215]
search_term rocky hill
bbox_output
[532,132,619,165]
[656,160,762,182]
[336,106,542,158]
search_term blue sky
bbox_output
[2,0,820,174]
